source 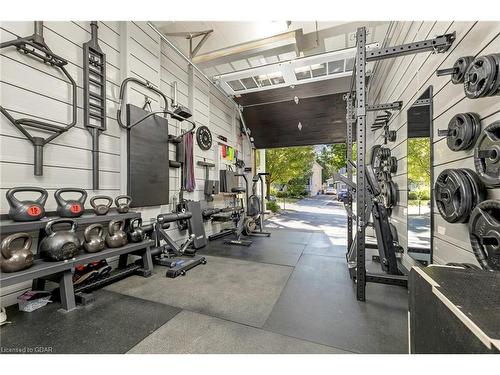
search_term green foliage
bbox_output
[316,143,357,183]
[265,146,316,186]
[408,138,430,186]
[266,201,280,213]
[408,188,430,201]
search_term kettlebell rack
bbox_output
[0,210,154,312]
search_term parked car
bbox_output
[337,189,348,201]
[325,184,337,195]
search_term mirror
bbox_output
[406,87,433,265]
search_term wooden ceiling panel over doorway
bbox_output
[242,93,348,148]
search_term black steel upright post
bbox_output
[345,93,354,254]
[355,27,367,301]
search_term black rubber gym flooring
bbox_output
[0,196,409,354]
[0,290,180,354]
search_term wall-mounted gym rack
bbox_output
[345,27,455,301]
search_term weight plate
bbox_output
[486,53,500,96]
[464,55,497,99]
[464,112,481,149]
[388,156,398,173]
[468,199,500,271]
[435,169,472,223]
[380,180,396,208]
[460,168,487,209]
[451,56,474,84]
[195,125,212,151]
[474,121,500,187]
[446,113,477,151]
[387,130,397,142]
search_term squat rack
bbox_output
[345,26,455,301]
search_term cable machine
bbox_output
[346,26,455,301]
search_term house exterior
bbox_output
[307,161,323,196]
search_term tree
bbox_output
[407,138,430,187]
[265,146,316,194]
[316,143,357,183]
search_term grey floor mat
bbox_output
[198,236,305,266]
[0,290,180,354]
[302,232,347,258]
[129,310,350,354]
[263,254,409,353]
[105,256,292,327]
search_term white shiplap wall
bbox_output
[367,21,500,269]
[0,21,250,306]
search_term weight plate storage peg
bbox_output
[474,121,500,187]
[380,180,397,208]
[468,199,500,271]
[39,219,81,261]
[0,233,34,273]
[55,188,87,218]
[90,195,113,215]
[6,187,48,221]
[434,169,473,223]
[83,224,105,253]
[445,113,480,151]
[115,195,132,213]
[464,55,498,98]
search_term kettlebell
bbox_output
[128,218,146,243]
[39,219,81,261]
[90,195,113,216]
[115,195,132,213]
[105,220,128,248]
[54,188,87,218]
[6,187,48,221]
[0,233,34,273]
[83,224,105,253]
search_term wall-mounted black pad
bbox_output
[127,104,169,207]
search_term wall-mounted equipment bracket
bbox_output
[0,21,78,176]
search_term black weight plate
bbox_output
[468,199,500,271]
[388,156,398,173]
[388,130,397,142]
[486,53,500,96]
[464,55,497,99]
[460,168,487,209]
[446,113,475,151]
[380,180,396,208]
[434,169,472,223]
[195,125,212,151]
[463,112,481,149]
[474,121,500,187]
[451,56,474,84]
[454,169,474,222]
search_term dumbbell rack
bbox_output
[0,210,154,312]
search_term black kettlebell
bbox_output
[39,219,81,261]
[55,188,87,218]
[128,218,146,243]
[105,220,128,248]
[83,224,105,253]
[0,233,34,273]
[90,195,113,216]
[6,187,48,221]
[115,195,132,214]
